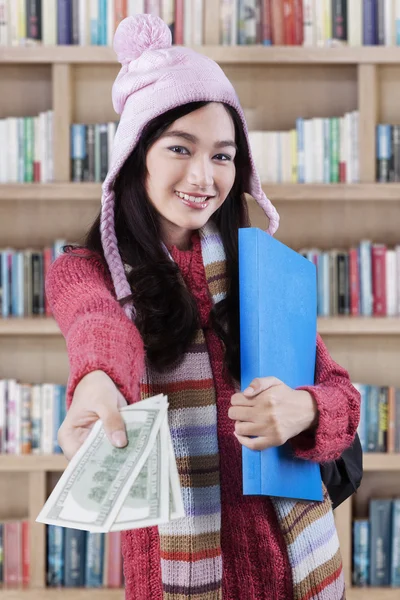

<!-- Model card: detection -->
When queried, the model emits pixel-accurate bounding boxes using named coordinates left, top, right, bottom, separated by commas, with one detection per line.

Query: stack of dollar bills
left=36, top=395, right=185, bottom=532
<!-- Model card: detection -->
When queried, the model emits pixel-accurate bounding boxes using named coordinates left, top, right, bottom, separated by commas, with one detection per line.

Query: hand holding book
left=229, top=377, right=318, bottom=451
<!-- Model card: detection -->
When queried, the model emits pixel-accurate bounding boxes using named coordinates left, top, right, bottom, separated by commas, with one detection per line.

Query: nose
left=187, top=155, right=214, bottom=190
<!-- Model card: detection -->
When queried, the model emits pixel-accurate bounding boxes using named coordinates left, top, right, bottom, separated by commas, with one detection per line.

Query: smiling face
left=145, top=102, right=237, bottom=249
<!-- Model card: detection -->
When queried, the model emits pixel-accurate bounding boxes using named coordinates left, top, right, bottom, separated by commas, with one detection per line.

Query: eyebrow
left=161, top=129, right=237, bottom=150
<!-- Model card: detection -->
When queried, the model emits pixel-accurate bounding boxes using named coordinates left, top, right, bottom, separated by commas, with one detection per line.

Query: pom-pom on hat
left=101, top=14, right=280, bottom=317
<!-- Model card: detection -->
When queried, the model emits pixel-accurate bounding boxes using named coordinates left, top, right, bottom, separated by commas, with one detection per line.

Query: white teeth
left=175, top=191, right=209, bottom=204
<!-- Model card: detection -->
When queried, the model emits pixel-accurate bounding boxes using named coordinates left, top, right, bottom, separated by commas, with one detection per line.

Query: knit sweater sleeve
left=45, top=250, right=145, bottom=409
left=290, top=333, right=361, bottom=463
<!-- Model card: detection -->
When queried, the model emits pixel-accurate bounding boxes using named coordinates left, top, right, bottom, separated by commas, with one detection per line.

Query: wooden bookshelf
left=2, top=316, right=400, bottom=337
left=0, top=451, right=394, bottom=474
left=3, top=44, right=400, bottom=64
left=3, top=182, right=400, bottom=203
left=1, top=0, right=400, bottom=595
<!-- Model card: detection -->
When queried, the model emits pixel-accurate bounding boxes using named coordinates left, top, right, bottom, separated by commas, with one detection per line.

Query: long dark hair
left=71, top=102, right=251, bottom=381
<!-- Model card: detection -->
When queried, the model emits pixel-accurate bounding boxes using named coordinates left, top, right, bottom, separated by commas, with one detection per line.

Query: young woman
left=47, top=15, right=360, bottom=600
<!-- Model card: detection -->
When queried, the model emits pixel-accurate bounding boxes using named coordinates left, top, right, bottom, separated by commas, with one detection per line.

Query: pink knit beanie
left=101, top=14, right=279, bottom=315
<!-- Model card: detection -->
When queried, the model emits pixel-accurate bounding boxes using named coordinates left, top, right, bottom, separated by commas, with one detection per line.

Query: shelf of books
left=1, top=0, right=400, bottom=596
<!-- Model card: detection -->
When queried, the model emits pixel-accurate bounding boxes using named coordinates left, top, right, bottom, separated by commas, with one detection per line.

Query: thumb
left=98, top=406, right=128, bottom=448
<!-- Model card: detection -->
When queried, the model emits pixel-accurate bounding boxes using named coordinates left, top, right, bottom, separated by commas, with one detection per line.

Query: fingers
left=234, top=432, right=270, bottom=451
left=58, top=423, right=91, bottom=461
left=96, top=405, right=128, bottom=448
left=242, top=377, right=282, bottom=397
left=228, top=405, right=254, bottom=421
left=234, top=421, right=263, bottom=437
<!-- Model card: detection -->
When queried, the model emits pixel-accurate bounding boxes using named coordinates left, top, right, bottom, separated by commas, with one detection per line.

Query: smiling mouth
left=175, top=190, right=213, bottom=204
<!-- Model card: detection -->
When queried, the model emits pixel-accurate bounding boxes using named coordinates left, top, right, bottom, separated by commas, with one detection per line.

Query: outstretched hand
left=228, top=377, right=318, bottom=451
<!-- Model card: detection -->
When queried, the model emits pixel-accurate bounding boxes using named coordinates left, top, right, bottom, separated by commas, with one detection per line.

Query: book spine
left=57, top=0, right=72, bottom=44
left=348, top=0, right=362, bottom=46
left=370, top=498, right=392, bottom=586
left=106, top=531, right=122, bottom=587
left=387, top=386, right=396, bottom=453
left=363, top=0, right=377, bottom=45
left=21, top=520, right=29, bottom=587
left=20, top=384, right=32, bottom=454
left=371, top=243, right=387, bottom=316
left=239, top=229, right=261, bottom=494
left=41, top=384, right=54, bottom=454
left=4, top=522, right=22, bottom=587
left=30, top=385, right=42, bottom=455
left=292, top=0, right=303, bottom=44
left=172, top=0, right=183, bottom=44
left=330, top=117, right=340, bottom=183
left=260, top=0, right=272, bottom=45
left=71, top=123, right=86, bottom=182
left=99, top=124, right=108, bottom=181
left=0, top=1, right=8, bottom=46
left=386, top=249, right=397, bottom=316
left=115, top=0, right=128, bottom=29
left=377, top=386, right=388, bottom=453
left=377, top=124, right=392, bottom=182
left=47, top=525, right=64, bottom=587
left=367, top=385, right=379, bottom=452
left=64, top=528, right=86, bottom=587
left=352, top=519, right=369, bottom=586
left=396, top=389, right=400, bottom=452
left=302, top=0, right=314, bottom=46
left=85, top=533, right=105, bottom=587
left=98, top=0, right=107, bottom=45
left=391, top=499, right=400, bottom=586
left=377, top=0, right=385, bottom=44
left=349, top=247, right=360, bottom=315
left=270, top=0, right=284, bottom=44
left=359, top=240, right=373, bottom=316
left=26, top=0, right=42, bottom=41
left=332, top=0, right=347, bottom=41
left=71, top=0, right=80, bottom=44
left=283, top=0, right=295, bottom=45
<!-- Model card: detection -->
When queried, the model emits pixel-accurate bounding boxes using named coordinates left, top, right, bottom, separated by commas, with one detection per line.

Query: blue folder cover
left=239, top=227, right=323, bottom=502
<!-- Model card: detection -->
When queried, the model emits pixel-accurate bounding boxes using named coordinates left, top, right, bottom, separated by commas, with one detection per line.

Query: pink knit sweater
left=46, top=240, right=360, bottom=600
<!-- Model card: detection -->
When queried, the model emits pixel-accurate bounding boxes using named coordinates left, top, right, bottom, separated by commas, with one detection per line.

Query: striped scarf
left=139, top=222, right=345, bottom=600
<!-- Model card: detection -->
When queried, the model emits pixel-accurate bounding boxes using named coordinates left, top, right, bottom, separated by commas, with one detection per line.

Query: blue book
left=391, top=499, right=400, bottom=586
left=370, top=499, right=392, bottom=586
left=239, top=227, right=323, bottom=501
left=47, top=525, right=65, bottom=587
left=64, top=528, right=86, bottom=587
left=296, top=118, right=305, bottom=183
left=85, top=532, right=105, bottom=587
left=353, top=519, right=370, bottom=586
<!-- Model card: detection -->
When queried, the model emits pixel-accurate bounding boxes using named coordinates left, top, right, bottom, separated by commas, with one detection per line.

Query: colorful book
left=239, top=227, right=323, bottom=501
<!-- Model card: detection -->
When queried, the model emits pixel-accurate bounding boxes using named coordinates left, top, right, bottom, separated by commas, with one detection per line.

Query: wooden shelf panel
left=0, top=590, right=123, bottom=599
left=318, top=317, right=400, bottom=335
left=3, top=46, right=400, bottom=64
left=0, top=453, right=397, bottom=473
left=364, top=454, right=400, bottom=471
left=348, top=589, right=400, bottom=600
left=1, top=318, right=400, bottom=337
left=2, top=183, right=400, bottom=203
left=0, top=455, right=67, bottom=472
left=0, top=319, right=61, bottom=336
left=0, top=183, right=100, bottom=201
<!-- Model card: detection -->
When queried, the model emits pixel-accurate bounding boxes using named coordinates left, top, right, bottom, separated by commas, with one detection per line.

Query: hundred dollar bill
left=120, top=398, right=185, bottom=523
left=36, top=397, right=168, bottom=533
left=109, top=411, right=170, bottom=531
